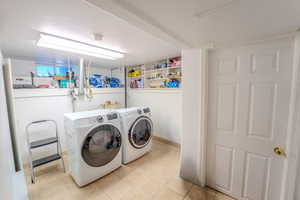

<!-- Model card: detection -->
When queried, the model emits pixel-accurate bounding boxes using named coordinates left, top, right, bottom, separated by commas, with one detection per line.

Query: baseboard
left=152, top=136, right=180, bottom=148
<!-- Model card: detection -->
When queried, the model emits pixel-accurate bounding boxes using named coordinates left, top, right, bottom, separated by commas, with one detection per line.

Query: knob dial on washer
left=97, top=116, right=104, bottom=123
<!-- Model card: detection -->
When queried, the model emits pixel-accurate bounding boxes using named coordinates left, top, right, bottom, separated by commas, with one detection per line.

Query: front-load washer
left=64, top=109, right=122, bottom=187
left=117, top=107, right=153, bottom=164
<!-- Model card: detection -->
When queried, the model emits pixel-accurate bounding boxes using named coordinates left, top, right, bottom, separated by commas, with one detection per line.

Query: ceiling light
left=36, top=33, right=125, bottom=60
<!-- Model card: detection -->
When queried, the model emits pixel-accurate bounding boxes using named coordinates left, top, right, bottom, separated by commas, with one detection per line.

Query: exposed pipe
left=67, top=57, right=72, bottom=88
left=78, top=58, right=85, bottom=96
left=86, top=60, right=93, bottom=99
left=124, top=66, right=127, bottom=108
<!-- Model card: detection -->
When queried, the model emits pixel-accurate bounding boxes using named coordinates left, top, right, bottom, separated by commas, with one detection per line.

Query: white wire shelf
left=143, top=66, right=181, bottom=73
left=146, top=78, right=166, bottom=81
left=145, top=77, right=182, bottom=81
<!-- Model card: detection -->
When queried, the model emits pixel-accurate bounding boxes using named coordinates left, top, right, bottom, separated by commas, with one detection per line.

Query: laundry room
left=0, top=0, right=186, bottom=200
left=2, top=1, right=300, bottom=200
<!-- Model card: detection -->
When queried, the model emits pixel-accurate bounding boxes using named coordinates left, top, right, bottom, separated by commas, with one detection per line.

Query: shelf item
left=168, top=57, right=181, bottom=68
left=128, top=68, right=142, bottom=77
left=129, top=75, right=144, bottom=79
left=100, top=101, right=120, bottom=109
left=129, top=79, right=144, bottom=89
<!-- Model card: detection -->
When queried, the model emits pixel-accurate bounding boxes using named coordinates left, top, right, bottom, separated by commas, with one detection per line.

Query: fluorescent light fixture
left=37, top=33, right=124, bottom=60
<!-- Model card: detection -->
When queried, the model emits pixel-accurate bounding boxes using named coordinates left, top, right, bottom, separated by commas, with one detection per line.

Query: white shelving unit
left=127, top=57, right=182, bottom=89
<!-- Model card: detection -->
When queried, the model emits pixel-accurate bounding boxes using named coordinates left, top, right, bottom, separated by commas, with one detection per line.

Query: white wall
left=112, top=67, right=125, bottom=84
left=74, top=88, right=125, bottom=111
left=0, top=52, right=28, bottom=200
left=180, top=49, right=205, bottom=184
left=13, top=88, right=125, bottom=162
left=89, top=66, right=111, bottom=77
left=11, top=59, right=35, bottom=77
left=127, top=89, right=182, bottom=144
left=0, top=49, right=15, bottom=200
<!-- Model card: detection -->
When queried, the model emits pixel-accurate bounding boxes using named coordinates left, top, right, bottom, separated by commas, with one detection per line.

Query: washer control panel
left=143, top=107, right=151, bottom=113
left=107, top=113, right=118, bottom=120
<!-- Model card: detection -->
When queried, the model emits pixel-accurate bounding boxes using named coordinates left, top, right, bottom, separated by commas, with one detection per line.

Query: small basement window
left=36, top=64, right=76, bottom=77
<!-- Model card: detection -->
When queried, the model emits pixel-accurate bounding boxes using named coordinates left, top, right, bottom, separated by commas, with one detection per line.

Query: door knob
left=273, top=147, right=286, bottom=156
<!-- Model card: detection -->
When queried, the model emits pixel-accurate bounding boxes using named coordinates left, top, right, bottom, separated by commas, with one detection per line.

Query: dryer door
left=129, top=116, right=153, bottom=149
left=82, top=124, right=121, bottom=167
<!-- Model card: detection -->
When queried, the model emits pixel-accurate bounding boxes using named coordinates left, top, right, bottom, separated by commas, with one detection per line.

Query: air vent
left=137, top=109, right=142, bottom=115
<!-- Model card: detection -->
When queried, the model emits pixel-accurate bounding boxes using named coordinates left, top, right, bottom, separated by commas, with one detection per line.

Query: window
left=36, top=64, right=76, bottom=77
left=36, top=65, right=55, bottom=77
left=55, top=66, right=68, bottom=76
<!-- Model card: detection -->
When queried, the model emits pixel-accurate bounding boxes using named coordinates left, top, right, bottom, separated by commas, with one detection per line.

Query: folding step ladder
left=26, top=120, right=65, bottom=183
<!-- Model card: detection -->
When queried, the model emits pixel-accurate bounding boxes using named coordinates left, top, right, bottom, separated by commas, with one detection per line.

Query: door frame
left=281, top=34, right=300, bottom=200
left=201, top=36, right=300, bottom=200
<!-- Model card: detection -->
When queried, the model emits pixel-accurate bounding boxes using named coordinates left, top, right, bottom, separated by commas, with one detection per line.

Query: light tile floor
left=25, top=140, right=235, bottom=200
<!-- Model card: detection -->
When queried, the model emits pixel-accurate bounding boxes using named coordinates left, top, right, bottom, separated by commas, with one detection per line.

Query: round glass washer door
left=82, top=124, right=122, bottom=167
left=129, top=116, right=153, bottom=149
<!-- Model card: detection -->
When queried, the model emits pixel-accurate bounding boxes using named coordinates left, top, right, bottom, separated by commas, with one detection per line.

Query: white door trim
left=197, top=49, right=209, bottom=186
left=180, top=48, right=208, bottom=185
left=281, top=34, right=300, bottom=200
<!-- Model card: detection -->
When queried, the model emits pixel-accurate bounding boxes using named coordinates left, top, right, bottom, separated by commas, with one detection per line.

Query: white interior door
left=206, top=41, right=293, bottom=200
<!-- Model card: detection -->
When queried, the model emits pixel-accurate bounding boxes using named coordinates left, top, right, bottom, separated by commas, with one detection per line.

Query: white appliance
left=118, top=107, right=153, bottom=164
left=64, top=109, right=122, bottom=187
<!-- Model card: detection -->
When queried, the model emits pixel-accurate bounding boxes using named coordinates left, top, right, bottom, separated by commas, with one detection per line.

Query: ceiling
left=88, top=0, right=300, bottom=48
left=0, top=0, right=181, bottom=68
left=1, top=0, right=300, bottom=68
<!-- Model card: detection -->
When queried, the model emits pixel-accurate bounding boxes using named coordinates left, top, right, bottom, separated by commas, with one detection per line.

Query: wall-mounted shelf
left=127, top=57, right=182, bottom=89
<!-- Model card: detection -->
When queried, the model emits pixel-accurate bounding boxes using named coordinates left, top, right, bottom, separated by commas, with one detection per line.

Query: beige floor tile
left=104, top=178, right=132, bottom=200
left=139, top=177, right=165, bottom=197
left=184, top=185, right=216, bottom=200
left=215, top=192, right=235, bottom=200
left=24, top=140, right=225, bottom=200
left=154, top=187, right=184, bottom=200
left=113, top=165, right=134, bottom=179
left=91, top=171, right=122, bottom=193
left=123, top=168, right=150, bottom=184
left=166, top=177, right=193, bottom=196
left=119, top=191, right=136, bottom=200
